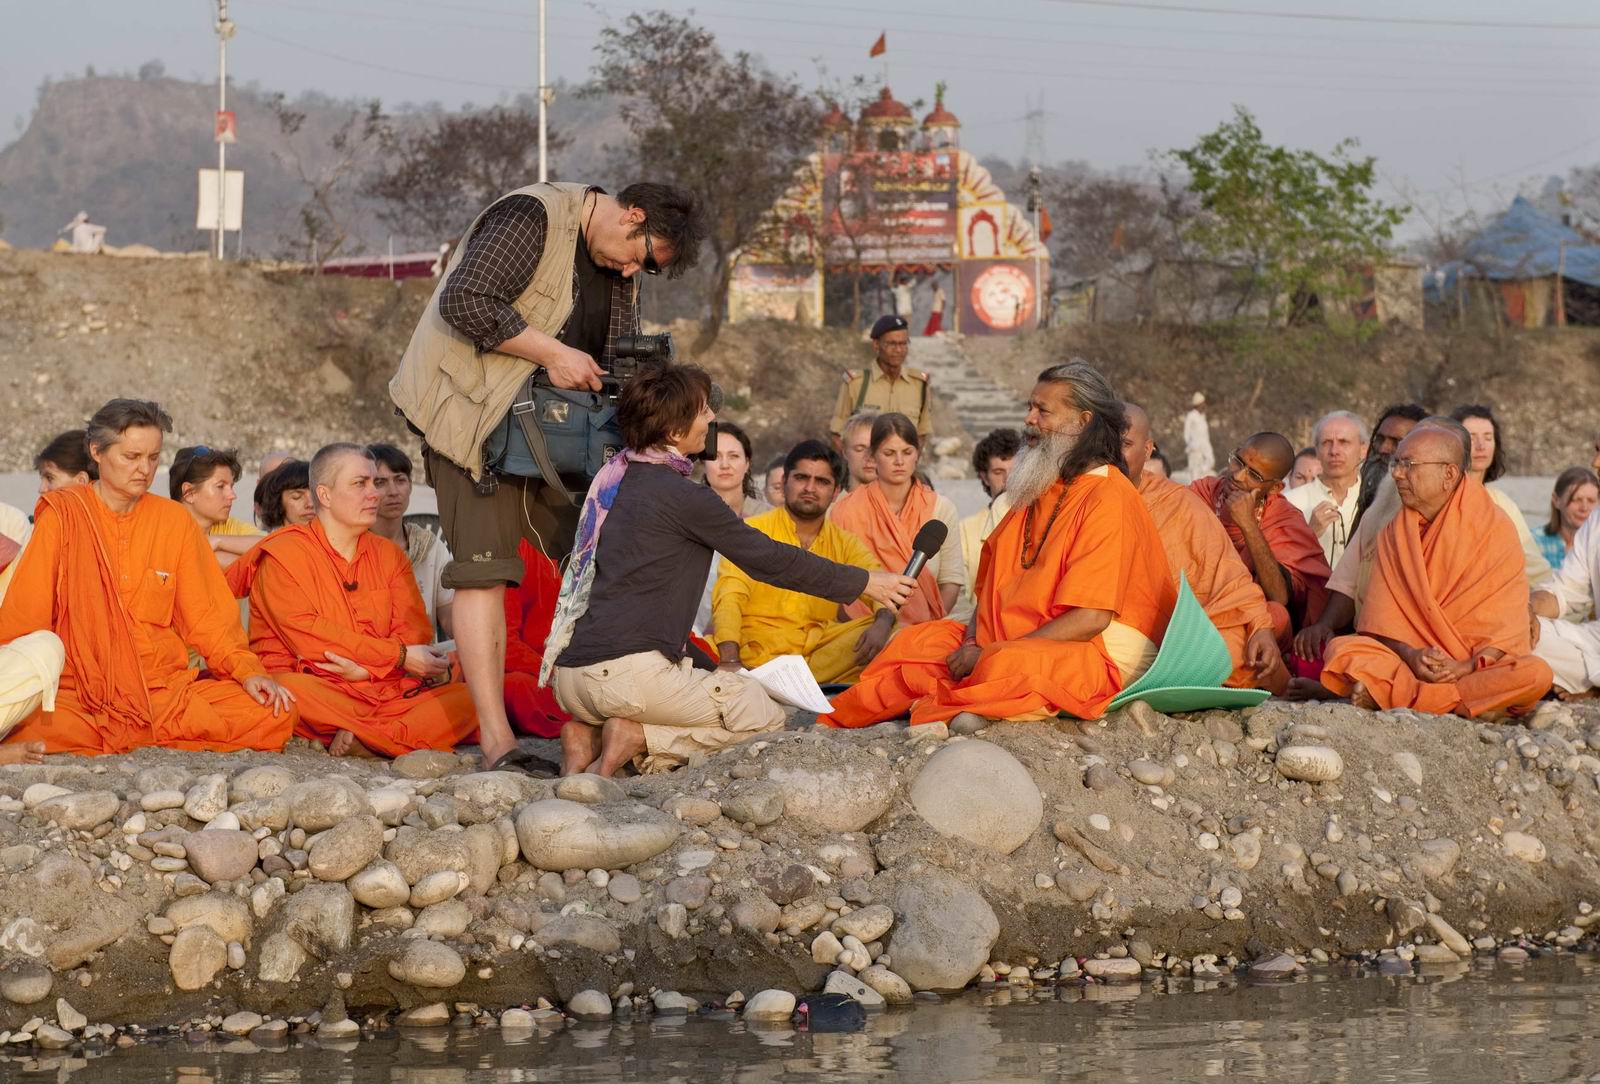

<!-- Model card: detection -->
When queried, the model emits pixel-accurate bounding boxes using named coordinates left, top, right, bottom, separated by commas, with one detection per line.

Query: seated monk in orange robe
left=1321, top=426, right=1551, bottom=717
left=230, top=443, right=477, bottom=757
left=823, top=363, right=1175, bottom=729
left=1190, top=432, right=1331, bottom=641
left=1123, top=405, right=1287, bottom=694
left=503, top=539, right=571, bottom=739
left=0, top=398, right=296, bottom=755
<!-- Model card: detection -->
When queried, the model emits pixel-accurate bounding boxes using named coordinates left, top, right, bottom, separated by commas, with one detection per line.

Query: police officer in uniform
left=828, top=315, right=933, bottom=447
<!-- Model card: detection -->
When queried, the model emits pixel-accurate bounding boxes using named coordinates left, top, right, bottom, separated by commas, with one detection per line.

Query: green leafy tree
left=1169, top=106, right=1406, bottom=323
left=590, top=12, right=819, bottom=348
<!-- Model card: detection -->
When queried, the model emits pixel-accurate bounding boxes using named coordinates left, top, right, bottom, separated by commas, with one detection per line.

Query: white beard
left=1007, top=428, right=1077, bottom=509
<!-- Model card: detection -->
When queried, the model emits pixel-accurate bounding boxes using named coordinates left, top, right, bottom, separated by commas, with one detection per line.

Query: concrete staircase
left=910, top=335, right=1025, bottom=444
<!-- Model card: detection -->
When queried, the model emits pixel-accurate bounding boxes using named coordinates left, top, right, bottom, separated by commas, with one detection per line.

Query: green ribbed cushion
left=1106, top=573, right=1271, bottom=713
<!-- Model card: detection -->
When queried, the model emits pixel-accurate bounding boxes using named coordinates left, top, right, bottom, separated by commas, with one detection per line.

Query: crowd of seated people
left=0, top=353, right=1592, bottom=776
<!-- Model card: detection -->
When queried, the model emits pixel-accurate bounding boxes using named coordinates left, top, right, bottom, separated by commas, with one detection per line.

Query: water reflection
left=14, top=955, right=1600, bottom=1083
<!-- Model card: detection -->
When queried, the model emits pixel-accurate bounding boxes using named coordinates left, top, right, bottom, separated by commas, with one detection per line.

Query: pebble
left=859, top=966, right=913, bottom=1005
left=1392, top=751, right=1424, bottom=787
left=308, top=816, right=384, bottom=882
left=1197, top=832, right=1220, bottom=850
left=35, top=791, right=122, bottom=831
left=1082, top=958, right=1141, bottom=981
left=55, top=998, right=87, bottom=1031
left=222, top=1011, right=264, bottom=1037
left=169, top=926, right=229, bottom=990
left=1275, top=745, right=1344, bottom=783
left=183, top=775, right=229, bottom=822
left=140, top=790, right=186, bottom=812
left=742, top=989, right=796, bottom=1020
left=1426, top=914, right=1472, bottom=956
left=350, top=861, right=411, bottom=909
left=181, top=830, right=258, bottom=883
left=1219, top=886, right=1242, bottom=909
left=607, top=873, right=643, bottom=904
left=396, top=1003, right=451, bottom=1028
left=1502, top=832, right=1546, bottom=863
left=392, top=750, right=461, bottom=780
left=34, top=1024, right=74, bottom=1049
left=0, top=964, right=52, bottom=1006
left=21, top=783, right=71, bottom=809
left=567, top=989, right=613, bottom=1019
left=824, top=969, right=885, bottom=1010
left=410, top=870, right=468, bottom=908
left=1129, top=759, right=1167, bottom=786
left=319, top=1017, right=362, bottom=1037
left=388, top=942, right=466, bottom=988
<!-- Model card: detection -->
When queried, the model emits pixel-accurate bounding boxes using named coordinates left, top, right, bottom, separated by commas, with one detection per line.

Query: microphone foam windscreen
left=912, top=520, right=949, bottom=556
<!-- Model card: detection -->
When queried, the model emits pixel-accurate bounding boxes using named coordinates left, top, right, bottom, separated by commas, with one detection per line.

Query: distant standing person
left=892, top=274, right=914, bottom=320
left=1184, top=392, right=1215, bottom=479
left=829, top=315, right=932, bottom=446
left=923, top=280, right=946, bottom=336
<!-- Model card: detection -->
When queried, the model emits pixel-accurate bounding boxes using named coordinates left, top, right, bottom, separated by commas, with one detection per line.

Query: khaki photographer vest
left=389, top=181, right=590, bottom=479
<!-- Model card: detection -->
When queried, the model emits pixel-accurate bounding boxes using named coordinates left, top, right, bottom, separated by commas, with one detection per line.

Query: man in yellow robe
left=714, top=441, right=892, bottom=683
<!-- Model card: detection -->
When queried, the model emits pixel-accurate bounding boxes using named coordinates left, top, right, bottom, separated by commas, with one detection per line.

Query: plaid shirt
left=437, top=191, right=638, bottom=369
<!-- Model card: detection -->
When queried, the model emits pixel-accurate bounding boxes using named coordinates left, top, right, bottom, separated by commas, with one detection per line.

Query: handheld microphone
left=904, top=520, right=949, bottom=579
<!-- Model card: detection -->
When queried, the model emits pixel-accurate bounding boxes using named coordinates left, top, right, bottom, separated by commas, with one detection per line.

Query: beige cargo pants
left=552, top=651, right=784, bottom=771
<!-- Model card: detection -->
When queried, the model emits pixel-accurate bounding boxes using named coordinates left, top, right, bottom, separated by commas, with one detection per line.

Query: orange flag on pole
left=1040, top=205, right=1054, bottom=243
left=869, top=32, right=887, bottom=57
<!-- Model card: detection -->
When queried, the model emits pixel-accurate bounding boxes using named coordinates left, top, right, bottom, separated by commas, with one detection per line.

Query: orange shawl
left=830, top=481, right=944, bottom=623
left=1357, top=477, right=1530, bottom=658
left=232, top=520, right=433, bottom=706
left=1189, top=475, right=1331, bottom=625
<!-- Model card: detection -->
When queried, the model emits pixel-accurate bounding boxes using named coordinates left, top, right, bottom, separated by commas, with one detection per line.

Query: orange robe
left=0, top=486, right=294, bottom=754
left=823, top=468, right=1175, bottom=727
left=829, top=481, right=944, bottom=623
left=1139, top=473, right=1280, bottom=691
left=1320, top=479, right=1551, bottom=717
left=232, top=520, right=477, bottom=756
left=504, top=540, right=570, bottom=739
left=1189, top=476, right=1331, bottom=633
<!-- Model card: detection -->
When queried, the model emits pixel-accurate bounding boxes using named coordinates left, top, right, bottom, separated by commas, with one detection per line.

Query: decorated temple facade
left=728, top=85, right=1050, bottom=335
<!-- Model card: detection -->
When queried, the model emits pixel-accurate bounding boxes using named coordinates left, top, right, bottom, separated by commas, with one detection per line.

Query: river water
left=14, top=953, right=1600, bottom=1083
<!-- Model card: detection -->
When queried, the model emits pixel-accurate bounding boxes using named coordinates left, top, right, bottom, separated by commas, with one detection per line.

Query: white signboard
left=196, top=169, right=245, bottom=232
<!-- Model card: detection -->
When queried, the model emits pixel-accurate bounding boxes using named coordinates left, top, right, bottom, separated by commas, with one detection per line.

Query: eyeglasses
left=641, top=232, right=660, bottom=276
left=1391, top=458, right=1454, bottom=474
left=1227, top=452, right=1270, bottom=487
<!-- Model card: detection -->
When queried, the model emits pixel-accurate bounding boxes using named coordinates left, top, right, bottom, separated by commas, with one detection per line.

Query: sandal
left=484, top=746, right=560, bottom=779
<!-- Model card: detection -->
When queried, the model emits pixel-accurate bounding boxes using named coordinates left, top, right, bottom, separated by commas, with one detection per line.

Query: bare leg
left=593, top=717, right=648, bottom=778
left=1350, top=682, right=1378, bottom=711
left=560, top=720, right=602, bottom=776
left=453, top=584, right=517, bottom=767
left=1556, top=687, right=1598, bottom=702
left=329, top=730, right=378, bottom=758
left=0, top=741, right=45, bottom=766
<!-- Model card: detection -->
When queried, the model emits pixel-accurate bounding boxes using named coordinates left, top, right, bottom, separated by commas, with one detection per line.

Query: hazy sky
left=7, top=0, right=1599, bottom=230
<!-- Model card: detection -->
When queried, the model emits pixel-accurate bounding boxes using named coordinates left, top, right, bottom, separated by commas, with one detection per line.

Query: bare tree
left=590, top=11, right=819, bottom=349
left=268, top=94, right=389, bottom=267
left=365, top=100, right=568, bottom=245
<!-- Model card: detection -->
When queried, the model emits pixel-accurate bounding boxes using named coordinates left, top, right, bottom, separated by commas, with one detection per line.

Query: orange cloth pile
left=230, top=520, right=477, bottom=756
left=1138, top=473, right=1279, bottom=690
left=823, top=470, right=1174, bottom=727
left=1320, top=478, right=1551, bottom=716
left=503, top=540, right=571, bottom=739
left=0, top=487, right=293, bottom=754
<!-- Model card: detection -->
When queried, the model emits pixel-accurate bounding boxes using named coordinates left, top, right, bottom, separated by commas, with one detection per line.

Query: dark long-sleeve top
left=556, top=464, right=870, bottom=669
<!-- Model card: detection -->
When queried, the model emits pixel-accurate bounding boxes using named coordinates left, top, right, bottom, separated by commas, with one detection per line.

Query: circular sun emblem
left=969, top=265, right=1036, bottom=330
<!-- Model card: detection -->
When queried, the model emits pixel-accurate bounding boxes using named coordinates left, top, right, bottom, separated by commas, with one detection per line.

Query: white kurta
left=1183, top=409, right=1214, bottom=478
left=1535, top=512, right=1600, bottom=692
left=1284, top=477, right=1360, bottom=568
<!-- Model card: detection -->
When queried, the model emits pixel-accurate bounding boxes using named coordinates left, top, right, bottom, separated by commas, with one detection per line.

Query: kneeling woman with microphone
left=544, top=364, right=917, bottom=776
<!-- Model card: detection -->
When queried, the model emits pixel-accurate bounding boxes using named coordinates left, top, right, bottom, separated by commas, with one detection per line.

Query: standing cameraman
left=390, top=181, right=703, bottom=773
left=544, top=364, right=918, bottom=777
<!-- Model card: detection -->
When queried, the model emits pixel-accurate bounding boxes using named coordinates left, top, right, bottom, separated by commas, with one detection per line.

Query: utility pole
left=214, top=0, right=235, bottom=260
left=537, top=0, right=548, bottom=182
left=1027, top=166, right=1043, bottom=326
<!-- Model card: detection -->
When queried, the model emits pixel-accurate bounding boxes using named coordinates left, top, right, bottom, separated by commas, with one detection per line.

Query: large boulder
left=886, top=870, right=999, bottom=991
left=765, top=744, right=895, bottom=832
left=908, top=740, right=1042, bottom=854
left=182, top=830, right=259, bottom=883
left=278, top=883, right=355, bottom=958
left=308, top=815, right=384, bottom=882
left=283, top=778, right=373, bottom=831
left=514, top=799, right=679, bottom=871
left=385, top=828, right=472, bottom=885
left=34, top=791, right=120, bottom=832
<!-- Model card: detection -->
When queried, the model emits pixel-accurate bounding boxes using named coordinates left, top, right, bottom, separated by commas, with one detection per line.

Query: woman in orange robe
left=0, top=400, right=295, bottom=754
left=231, top=451, right=479, bottom=759
left=828, top=413, right=962, bottom=624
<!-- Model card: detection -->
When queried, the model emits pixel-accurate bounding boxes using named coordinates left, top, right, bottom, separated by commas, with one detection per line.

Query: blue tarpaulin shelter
left=1435, top=197, right=1600, bottom=292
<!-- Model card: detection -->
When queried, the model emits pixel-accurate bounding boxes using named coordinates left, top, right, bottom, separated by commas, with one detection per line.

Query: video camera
left=608, top=332, right=675, bottom=385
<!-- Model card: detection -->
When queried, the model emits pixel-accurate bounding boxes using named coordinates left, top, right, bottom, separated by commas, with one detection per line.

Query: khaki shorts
left=424, top=448, right=581, bottom=590
left=552, top=651, right=785, bottom=769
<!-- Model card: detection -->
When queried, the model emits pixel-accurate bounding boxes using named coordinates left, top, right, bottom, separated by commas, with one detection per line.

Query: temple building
left=728, top=85, right=1049, bottom=335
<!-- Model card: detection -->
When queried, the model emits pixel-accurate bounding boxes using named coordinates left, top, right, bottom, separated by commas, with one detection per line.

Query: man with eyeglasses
left=1284, top=411, right=1368, bottom=568
left=828, top=315, right=933, bottom=447
left=1321, top=424, right=1551, bottom=717
left=1190, top=433, right=1331, bottom=645
left=390, top=180, right=703, bottom=775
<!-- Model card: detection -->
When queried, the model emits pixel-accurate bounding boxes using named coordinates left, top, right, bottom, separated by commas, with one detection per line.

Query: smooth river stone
left=181, top=830, right=259, bottom=883
left=388, top=941, right=466, bottom=988
left=513, top=799, right=680, bottom=871
left=908, top=740, right=1042, bottom=854
left=34, top=791, right=121, bottom=831
left=307, top=815, right=384, bottom=882
left=349, top=860, right=411, bottom=909
left=1275, top=745, right=1344, bottom=783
